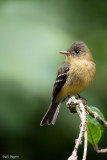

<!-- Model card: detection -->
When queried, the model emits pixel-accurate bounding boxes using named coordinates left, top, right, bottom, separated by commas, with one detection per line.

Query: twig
left=67, top=97, right=88, bottom=160
left=83, top=130, right=88, bottom=160
left=86, top=106, right=107, bottom=128
left=94, top=145, right=107, bottom=153
left=67, top=96, right=107, bottom=129
left=66, top=96, right=107, bottom=160
left=79, top=101, right=88, bottom=160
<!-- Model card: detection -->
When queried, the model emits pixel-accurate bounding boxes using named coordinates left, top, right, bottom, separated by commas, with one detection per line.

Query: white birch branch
left=67, top=97, right=88, bottom=160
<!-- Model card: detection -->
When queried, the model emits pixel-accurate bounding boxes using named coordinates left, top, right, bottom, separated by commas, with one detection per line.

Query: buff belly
left=56, top=60, right=96, bottom=102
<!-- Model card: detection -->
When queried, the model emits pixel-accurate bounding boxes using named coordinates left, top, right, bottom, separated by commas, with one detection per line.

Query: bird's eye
left=75, top=50, right=80, bottom=54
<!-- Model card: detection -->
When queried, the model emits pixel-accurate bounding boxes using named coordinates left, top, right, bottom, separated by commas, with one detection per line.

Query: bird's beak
left=59, top=51, right=71, bottom=55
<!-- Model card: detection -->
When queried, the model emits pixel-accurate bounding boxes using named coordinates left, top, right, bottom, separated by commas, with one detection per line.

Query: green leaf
left=87, top=106, right=105, bottom=146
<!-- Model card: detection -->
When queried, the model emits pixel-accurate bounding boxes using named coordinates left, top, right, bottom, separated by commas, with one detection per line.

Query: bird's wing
left=52, top=61, right=70, bottom=102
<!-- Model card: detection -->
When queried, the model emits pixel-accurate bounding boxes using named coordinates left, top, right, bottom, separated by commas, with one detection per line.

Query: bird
left=40, top=40, right=96, bottom=126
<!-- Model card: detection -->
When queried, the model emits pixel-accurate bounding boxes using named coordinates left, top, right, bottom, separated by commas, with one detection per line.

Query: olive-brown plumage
left=40, top=41, right=96, bottom=126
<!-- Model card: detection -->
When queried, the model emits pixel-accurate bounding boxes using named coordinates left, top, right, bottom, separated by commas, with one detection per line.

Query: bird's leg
left=77, top=94, right=81, bottom=98
left=67, top=95, right=71, bottom=98
left=62, top=97, right=67, bottom=103
left=77, top=94, right=87, bottom=104
left=62, top=95, right=71, bottom=103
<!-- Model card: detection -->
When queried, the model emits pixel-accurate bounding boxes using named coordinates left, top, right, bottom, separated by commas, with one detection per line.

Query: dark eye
left=75, top=50, right=80, bottom=54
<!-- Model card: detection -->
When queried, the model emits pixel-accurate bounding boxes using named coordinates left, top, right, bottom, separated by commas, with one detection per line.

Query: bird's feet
left=77, top=94, right=87, bottom=105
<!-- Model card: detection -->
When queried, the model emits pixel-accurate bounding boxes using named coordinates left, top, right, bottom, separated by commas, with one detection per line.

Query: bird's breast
left=67, top=60, right=96, bottom=93
left=58, top=60, right=96, bottom=100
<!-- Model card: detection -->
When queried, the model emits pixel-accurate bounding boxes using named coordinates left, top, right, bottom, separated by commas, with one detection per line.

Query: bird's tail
left=40, top=102, right=61, bottom=126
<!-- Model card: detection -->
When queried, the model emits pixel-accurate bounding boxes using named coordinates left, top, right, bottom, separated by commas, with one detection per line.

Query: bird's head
left=59, top=41, right=93, bottom=61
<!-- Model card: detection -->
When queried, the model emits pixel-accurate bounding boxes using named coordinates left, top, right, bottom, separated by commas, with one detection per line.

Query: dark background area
left=0, top=0, right=107, bottom=160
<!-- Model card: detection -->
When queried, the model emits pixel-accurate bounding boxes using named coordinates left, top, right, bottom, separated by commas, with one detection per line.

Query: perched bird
left=40, top=41, right=96, bottom=126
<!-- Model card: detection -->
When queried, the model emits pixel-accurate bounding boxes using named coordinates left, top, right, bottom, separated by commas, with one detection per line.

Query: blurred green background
left=0, top=0, right=107, bottom=160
